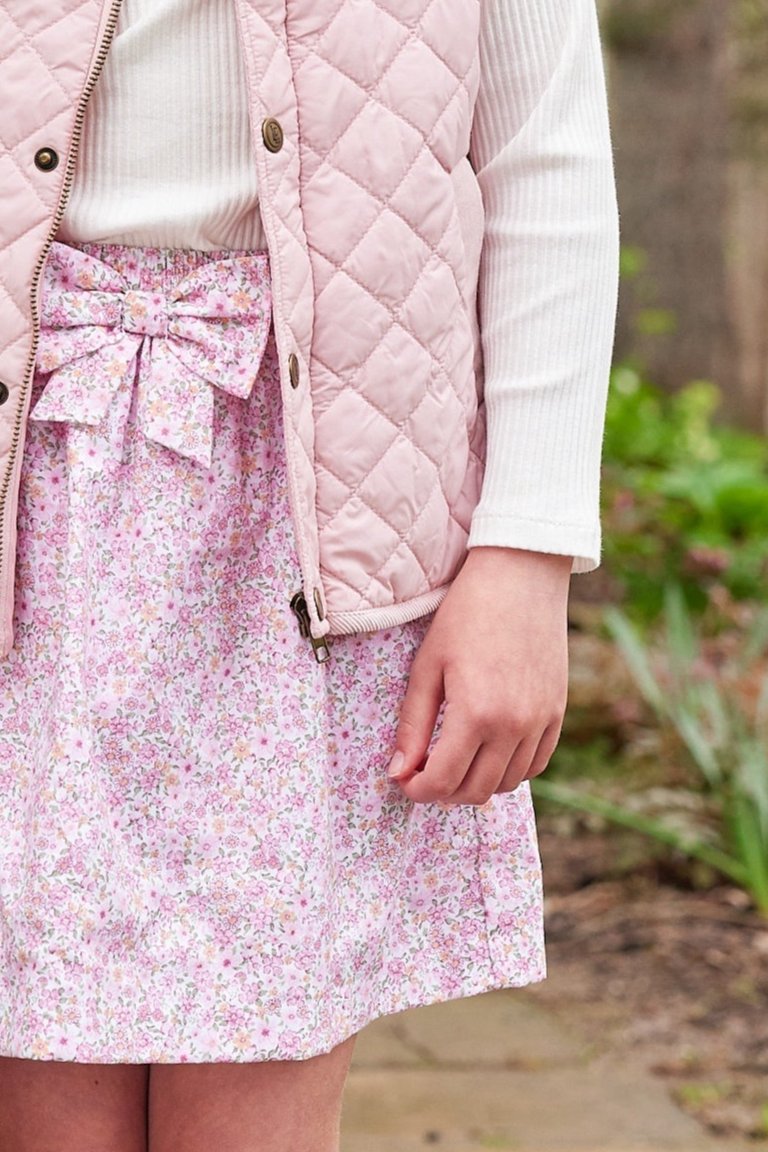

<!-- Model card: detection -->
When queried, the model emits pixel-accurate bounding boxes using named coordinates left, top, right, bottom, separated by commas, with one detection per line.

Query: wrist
left=465, top=545, right=573, bottom=580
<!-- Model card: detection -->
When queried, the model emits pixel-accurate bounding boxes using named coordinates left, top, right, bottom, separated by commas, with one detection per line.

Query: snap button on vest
left=34, top=147, right=59, bottom=172
left=261, top=118, right=284, bottom=153
left=0, top=382, right=8, bottom=405
left=288, top=353, right=300, bottom=389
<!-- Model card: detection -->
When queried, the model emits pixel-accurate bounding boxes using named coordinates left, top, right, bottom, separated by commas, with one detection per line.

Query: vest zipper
left=290, top=591, right=332, bottom=664
left=0, top=0, right=125, bottom=595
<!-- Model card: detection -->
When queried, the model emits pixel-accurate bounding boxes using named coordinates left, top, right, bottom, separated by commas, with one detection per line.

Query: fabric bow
left=31, top=243, right=273, bottom=469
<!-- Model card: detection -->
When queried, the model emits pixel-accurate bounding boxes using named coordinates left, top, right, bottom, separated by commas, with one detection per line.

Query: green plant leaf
left=603, top=606, right=666, bottom=714
left=532, top=779, right=750, bottom=889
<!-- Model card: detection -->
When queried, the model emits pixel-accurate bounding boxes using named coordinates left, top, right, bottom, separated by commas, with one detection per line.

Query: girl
left=0, top=0, right=619, bottom=1149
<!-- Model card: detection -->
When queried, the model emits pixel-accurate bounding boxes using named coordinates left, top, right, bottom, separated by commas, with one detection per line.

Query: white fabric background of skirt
left=0, top=243, right=545, bottom=1063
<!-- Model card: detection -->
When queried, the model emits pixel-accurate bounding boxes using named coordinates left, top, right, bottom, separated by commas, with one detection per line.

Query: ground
left=343, top=592, right=768, bottom=1149
left=343, top=824, right=768, bottom=1151
left=530, top=824, right=768, bottom=1144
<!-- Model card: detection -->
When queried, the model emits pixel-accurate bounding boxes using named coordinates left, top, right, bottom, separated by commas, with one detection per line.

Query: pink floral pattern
left=0, top=243, right=545, bottom=1064
left=31, top=243, right=273, bottom=469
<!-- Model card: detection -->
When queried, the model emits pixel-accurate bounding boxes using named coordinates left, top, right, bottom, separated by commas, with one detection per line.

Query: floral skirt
left=0, top=243, right=545, bottom=1063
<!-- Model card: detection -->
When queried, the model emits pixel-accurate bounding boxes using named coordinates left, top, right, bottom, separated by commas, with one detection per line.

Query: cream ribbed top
left=59, top=0, right=267, bottom=250
left=58, top=0, right=620, bottom=573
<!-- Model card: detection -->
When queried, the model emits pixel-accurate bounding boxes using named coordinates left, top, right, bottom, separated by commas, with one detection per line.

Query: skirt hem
left=0, top=964, right=547, bottom=1065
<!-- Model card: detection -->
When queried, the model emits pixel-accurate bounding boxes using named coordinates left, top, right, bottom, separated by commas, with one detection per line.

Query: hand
left=387, top=546, right=572, bottom=805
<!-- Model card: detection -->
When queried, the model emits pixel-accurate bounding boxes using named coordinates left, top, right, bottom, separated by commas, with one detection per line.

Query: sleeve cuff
left=467, top=511, right=601, bottom=575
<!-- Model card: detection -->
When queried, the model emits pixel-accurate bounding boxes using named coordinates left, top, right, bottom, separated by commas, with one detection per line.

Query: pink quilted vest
left=0, top=0, right=486, bottom=660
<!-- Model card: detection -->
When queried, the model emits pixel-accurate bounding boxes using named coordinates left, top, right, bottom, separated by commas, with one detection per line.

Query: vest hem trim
left=326, top=586, right=450, bottom=636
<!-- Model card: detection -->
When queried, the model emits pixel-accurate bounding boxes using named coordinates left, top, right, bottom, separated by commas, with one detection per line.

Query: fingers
left=521, top=721, right=563, bottom=782
left=397, top=701, right=482, bottom=803
left=430, top=738, right=519, bottom=806
left=497, top=722, right=563, bottom=793
left=398, top=712, right=563, bottom=807
left=387, top=649, right=444, bottom=781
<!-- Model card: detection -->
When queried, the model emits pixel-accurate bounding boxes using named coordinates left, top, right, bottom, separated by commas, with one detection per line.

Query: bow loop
left=35, top=247, right=130, bottom=375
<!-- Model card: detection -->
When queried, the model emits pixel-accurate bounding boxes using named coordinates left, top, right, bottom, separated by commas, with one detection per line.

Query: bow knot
left=31, top=244, right=273, bottom=470
left=122, top=289, right=169, bottom=338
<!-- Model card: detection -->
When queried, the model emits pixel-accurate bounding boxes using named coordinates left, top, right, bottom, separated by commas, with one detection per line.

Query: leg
left=148, top=1034, right=357, bottom=1152
left=0, top=1058, right=149, bottom=1152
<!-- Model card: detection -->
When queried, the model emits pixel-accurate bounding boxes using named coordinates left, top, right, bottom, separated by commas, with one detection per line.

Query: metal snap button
left=261, top=118, right=284, bottom=154
left=313, top=587, right=326, bottom=621
left=34, top=147, right=60, bottom=172
left=288, top=353, right=300, bottom=390
left=0, top=382, right=8, bottom=405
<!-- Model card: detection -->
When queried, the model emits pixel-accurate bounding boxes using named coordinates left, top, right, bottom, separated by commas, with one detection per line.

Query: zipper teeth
left=0, top=0, right=125, bottom=541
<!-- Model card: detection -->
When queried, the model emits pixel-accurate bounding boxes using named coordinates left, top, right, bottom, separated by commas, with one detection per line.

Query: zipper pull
left=290, top=591, right=332, bottom=664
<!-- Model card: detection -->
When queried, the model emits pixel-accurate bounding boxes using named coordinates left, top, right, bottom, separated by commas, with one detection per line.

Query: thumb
left=388, top=649, right=444, bottom=781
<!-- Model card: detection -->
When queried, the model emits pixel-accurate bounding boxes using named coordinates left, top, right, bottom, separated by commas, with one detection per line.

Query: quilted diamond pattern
left=0, top=0, right=488, bottom=654
left=0, top=2, right=108, bottom=393
left=285, top=0, right=486, bottom=621
left=0, top=0, right=113, bottom=654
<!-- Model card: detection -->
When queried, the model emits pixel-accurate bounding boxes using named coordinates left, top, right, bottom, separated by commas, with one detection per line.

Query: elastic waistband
left=65, top=243, right=271, bottom=294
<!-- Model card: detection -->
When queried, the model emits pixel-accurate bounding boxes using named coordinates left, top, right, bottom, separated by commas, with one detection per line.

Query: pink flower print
left=0, top=242, right=544, bottom=1067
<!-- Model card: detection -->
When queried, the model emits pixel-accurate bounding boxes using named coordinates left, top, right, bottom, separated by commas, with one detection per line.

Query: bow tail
left=135, top=341, right=215, bottom=468
left=30, top=340, right=140, bottom=471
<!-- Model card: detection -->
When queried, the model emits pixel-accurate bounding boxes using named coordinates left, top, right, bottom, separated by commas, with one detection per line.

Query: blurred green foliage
left=537, top=243, right=768, bottom=914
left=601, top=356, right=768, bottom=621
left=600, top=0, right=678, bottom=54
left=539, top=586, right=768, bottom=914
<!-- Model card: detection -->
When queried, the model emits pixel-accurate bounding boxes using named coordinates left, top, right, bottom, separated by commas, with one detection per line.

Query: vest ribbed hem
left=326, top=586, right=450, bottom=637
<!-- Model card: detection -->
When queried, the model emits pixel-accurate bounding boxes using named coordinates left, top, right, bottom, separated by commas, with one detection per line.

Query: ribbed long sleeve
left=59, top=0, right=619, bottom=573
left=468, top=0, right=620, bottom=572
left=58, top=0, right=267, bottom=251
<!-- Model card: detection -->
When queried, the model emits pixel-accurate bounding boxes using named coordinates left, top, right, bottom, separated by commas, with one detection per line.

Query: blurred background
left=536, top=0, right=768, bottom=1144
left=345, top=3, right=768, bottom=1149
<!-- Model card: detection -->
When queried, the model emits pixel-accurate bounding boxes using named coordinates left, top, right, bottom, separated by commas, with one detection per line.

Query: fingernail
left=388, top=751, right=406, bottom=778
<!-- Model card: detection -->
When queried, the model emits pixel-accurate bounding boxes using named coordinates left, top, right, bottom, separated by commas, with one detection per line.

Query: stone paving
left=341, top=990, right=747, bottom=1152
